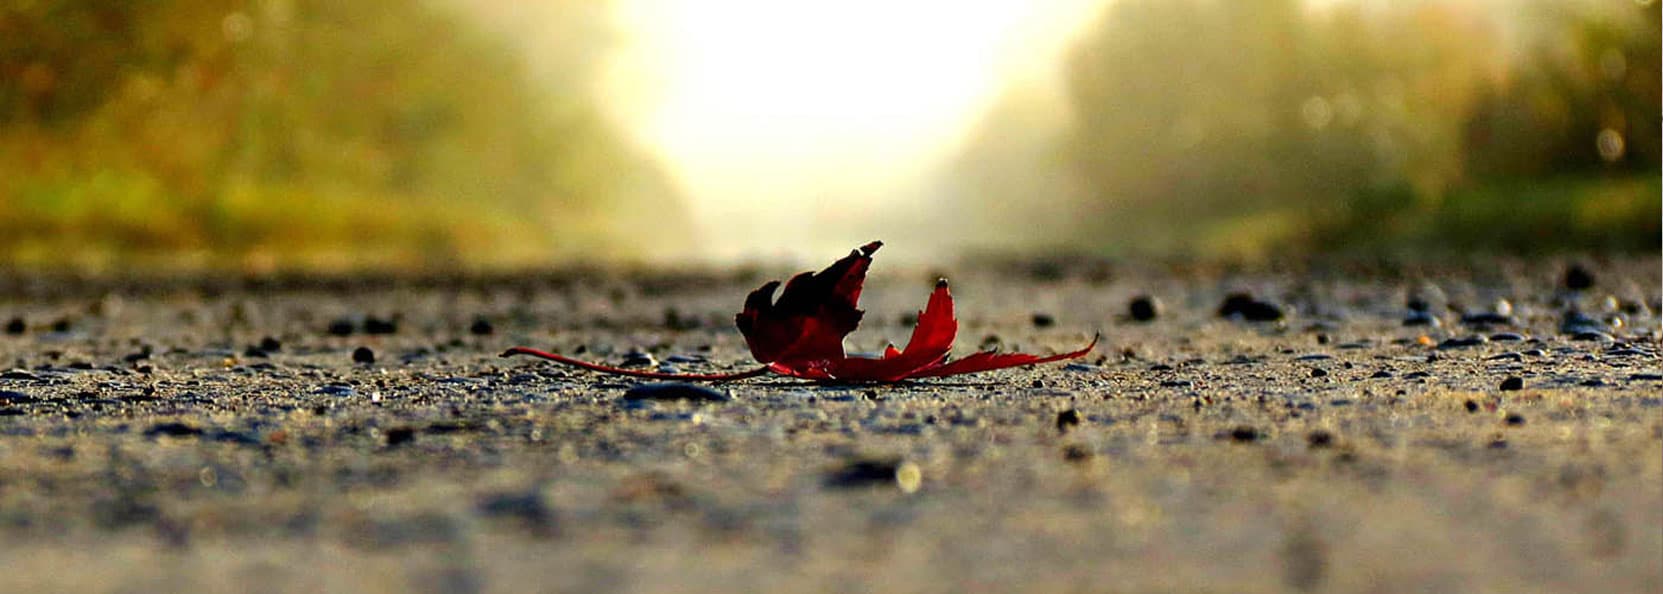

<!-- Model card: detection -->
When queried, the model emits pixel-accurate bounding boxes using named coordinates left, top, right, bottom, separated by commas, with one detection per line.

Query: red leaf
left=503, top=241, right=1096, bottom=383
left=816, top=279, right=956, bottom=382
left=735, top=241, right=879, bottom=366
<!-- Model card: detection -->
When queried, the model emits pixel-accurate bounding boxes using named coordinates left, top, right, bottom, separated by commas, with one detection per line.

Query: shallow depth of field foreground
left=2, top=1, right=1659, bottom=591
left=0, top=257, right=1657, bottom=592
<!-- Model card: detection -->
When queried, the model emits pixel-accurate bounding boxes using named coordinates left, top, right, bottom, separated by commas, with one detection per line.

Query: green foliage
left=959, top=0, right=1660, bottom=258
left=0, top=0, right=686, bottom=270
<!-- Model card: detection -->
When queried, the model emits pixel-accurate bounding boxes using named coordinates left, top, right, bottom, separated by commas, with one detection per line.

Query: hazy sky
left=603, top=0, right=1106, bottom=261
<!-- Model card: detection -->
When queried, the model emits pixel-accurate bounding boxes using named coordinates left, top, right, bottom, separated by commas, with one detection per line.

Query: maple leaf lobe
left=735, top=241, right=881, bottom=364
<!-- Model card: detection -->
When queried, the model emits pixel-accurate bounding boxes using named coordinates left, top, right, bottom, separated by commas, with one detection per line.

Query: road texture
left=0, top=257, right=1657, bottom=593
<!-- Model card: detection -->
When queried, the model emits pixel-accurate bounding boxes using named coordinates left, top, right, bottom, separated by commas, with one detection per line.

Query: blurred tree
left=950, top=0, right=1659, bottom=258
left=0, top=0, right=687, bottom=270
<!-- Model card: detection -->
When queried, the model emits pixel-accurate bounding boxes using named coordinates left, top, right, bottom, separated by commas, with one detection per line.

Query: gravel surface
left=0, top=258, right=1658, bottom=593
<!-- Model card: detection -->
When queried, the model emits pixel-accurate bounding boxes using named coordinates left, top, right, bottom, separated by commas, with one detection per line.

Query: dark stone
left=1055, top=409, right=1081, bottom=433
left=476, top=491, right=556, bottom=536
left=1563, top=264, right=1595, bottom=291
left=242, top=346, right=269, bottom=358
left=622, top=382, right=729, bottom=403
left=259, top=336, right=283, bottom=352
left=384, top=427, right=416, bottom=447
left=1127, top=295, right=1161, bottom=322
left=327, top=319, right=356, bottom=336
left=352, top=347, right=376, bottom=364
left=1227, top=425, right=1261, bottom=442
left=1310, top=368, right=1328, bottom=378
left=1306, top=430, right=1334, bottom=448
left=1406, top=296, right=1431, bottom=313
left=50, top=318, right=72, bottom=333
left=145, top=422, right=204, bottom=438
left=1464, top=400, right=1480, bottom=413
left=1460, top=312, right=1515, bottom=326
left=469, top=317, right=495, bottom=336
left=1560, top=310, right=1606, bottom=335
left=1031, top=313, right=1056, bottom=328
left=1504, top=413, right=1526, bottom=426
left=3, top=317, right=23, bottom=335
left=1499, top=376, right=1524, bottom=391
left=1219, top=293, right=1284, bottom=321
left=0, top=370, right=38, bottom=381
left=1370, top=370, right=1394, bottom=379
left=823, top=457, right=919, bottom=490
left=315, top=384, right=355, bottom=397
left=1062, top=444, right=1093, bottom=462
left=1489, top=332, right=1527, bottom=342
left=1437, top=336, right=1489, bottom=349
left=364, top=317, right=399, bottom=335
left=1403, top=311, right=1441, bottom=327
left=620, top=350, right=657, bottom=368
left=0, top=390, right=36, bottom=404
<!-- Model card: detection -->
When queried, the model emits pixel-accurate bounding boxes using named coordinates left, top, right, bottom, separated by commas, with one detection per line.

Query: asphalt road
left=0, top=258, right=1657, bottom=593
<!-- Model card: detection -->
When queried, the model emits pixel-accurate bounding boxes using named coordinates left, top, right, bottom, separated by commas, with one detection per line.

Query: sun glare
left=608, top=0, right=1102, bottom=261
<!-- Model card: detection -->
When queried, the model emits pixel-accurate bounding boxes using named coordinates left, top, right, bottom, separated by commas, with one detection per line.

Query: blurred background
left=0, top=0, right=1656, bottom=271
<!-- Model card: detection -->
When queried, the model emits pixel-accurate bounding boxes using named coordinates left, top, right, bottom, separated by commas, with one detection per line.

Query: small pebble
left=145, top=422, right=204, bottom=438
left=1062, top=444, right=1093, bottom=463
left=1309, top=368, right=1328, bottom=378
left=469, top=317, right=495, bottom=336
left=1218, top=293, right=1284, bottom=322
left=620, top=350, right=657, bottom=368
left=1499, top=376, right=1524, bottom=391
left=1504, top=413, right=1526, bottom=426
left=1227, top=426, right=1261, bottom=442
left=1489, top=332, right=1526, bottom=342
left=1460, top=311, right=1514, bottom=326
left=315, top=385, right=355, bottom=397
left=3, top=317, right=23, bottom=335
left=1031, top=313, right=1056, bottom=328
left=352, top=347, right=376, bottom=364
left=1560, top=310, right=1606, bottom=335
left=476, top=491, right=556, bottom=535
left=1055, top=409, right=1081, bottom=433
left=364, top=316, right=398, bottom=335
left=1, top=370, right=38, bottom=381
left=1464, top=400, right=1480, bottom=413
left=1437, top=336, right=1489, bottom=349
left=384, top=427, right=416, bottom=447
left=823, top=458, right=922, bottom=493
left=622, top=382, right=729, bottom=403
left=1563, top=264, right=1595, bottom=291
left=1403, top=311, right=1441, bottom=327
left=1127, top=295, right=1161, bottom=322
left=327, top=319, right=355, bottom=336
left=1306, top=430, right=1334, bottom=448
left=258, top=336, right=283, bottom=352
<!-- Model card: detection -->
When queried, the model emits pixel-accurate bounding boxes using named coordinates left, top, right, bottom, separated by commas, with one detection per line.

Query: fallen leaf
left=503, top=241, right=1096, bottom=383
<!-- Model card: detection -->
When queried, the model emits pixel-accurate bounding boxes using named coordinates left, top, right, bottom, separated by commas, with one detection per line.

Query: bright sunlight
left=608, top=0, right=1103, bottom=261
